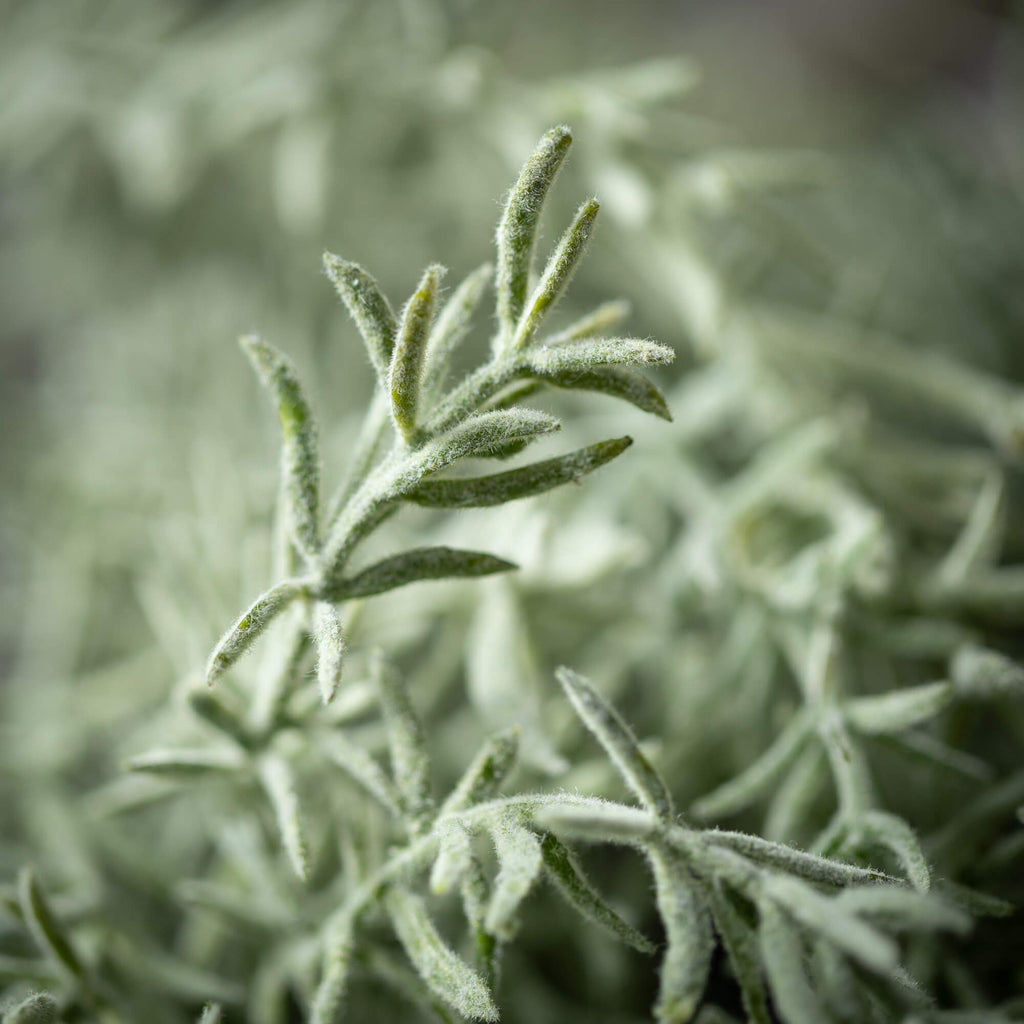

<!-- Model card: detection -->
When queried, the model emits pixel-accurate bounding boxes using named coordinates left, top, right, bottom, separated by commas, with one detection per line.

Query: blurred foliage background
left=5, top=0, right=1024, bottom=1021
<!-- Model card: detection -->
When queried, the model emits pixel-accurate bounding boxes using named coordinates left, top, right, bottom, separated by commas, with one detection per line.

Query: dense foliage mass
left=3, top=2, right=1024, bottom=1022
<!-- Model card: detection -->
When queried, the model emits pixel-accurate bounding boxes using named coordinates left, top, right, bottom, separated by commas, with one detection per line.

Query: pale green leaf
left=310, top=915, right=356, bottom=1024
left=374, top=654, right=434, bottom=830
left=496, top=125, right=573, bottom=342
left=648, top=847, right=714, bottom=1024
left=528, top=338, right=674, bottom=375
left=126, top=747, right=245, bottom=776
left=833, top=886, right=971, bottom=935
left=758, top=899, right=828, bottom=1024
left=323, top=254, right=398, bottom=379
left=3, top=993, right=58, bottom=1024
left=430, top=820, right=473, bottom=896
left=384, top=886, right=499, bottom=1022
left=205, top=579, right=308, bottom=686
left=844, top=682, right=954, bottom=736
left=534, top=800, right=657, bottom=844
left=408, top=437, right=633, bottom=509
left=547, top=300, right=631, bottom=344
left=557, top=667, right=674, bottom=819
left=316, top=730, right=402, bottom=816
left=539, top=833, right=655, bottom=954
left=704, top=881, right=771, bottom=1024
left=845, top=811, right=931, bottom=891
left=390, top=263, right=445, bottom=440
left=197, top=1006, right=223, bottom=1024
left=422, top=262, right=492, bottom=398
left=951, top=644, right=1024, bottom=700
left=258, top=753, right=310, bottom=881
left=313, top=600, right=345, bottom=704
left=240, top=335, right=320, bottom=557
left=484, top=822, right=543, bottom=940
left=513, top=198, right=600, bottom=349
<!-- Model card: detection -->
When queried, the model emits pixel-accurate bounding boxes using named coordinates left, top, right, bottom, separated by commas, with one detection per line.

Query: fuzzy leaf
left=528, top=338, right=674, bottom=375
left=206, top=580, right=307, bottom=686
left=258, top=753, right=310, bottom=881
left=3, top=993, right=58, bottom=1024
left=557, top=667, right=674, bottom=819
left=534, top=800, right=657, bottom=843
left=311, top=916, right=356, bottom=1024
left=693, top=711, right=811, bottom=820
left=649, top=847, right=714, bottom=1024
left=408, top=436, right=633, bottom=509
left=374, top=654, right=434, bottom=829
left=832, top=886, right=971, bottom=935
left=951, top=644, right=1024, bottom=700
left=484, top=823, right=543, bottom=940
left=496, top=125, right=573, bottom=342
left=422, top=263, right=492, bottom=397
left=187, top=690, right=252, bottom=749
left=763, top=876, right=899, bottom=976
left=240, top=335, right=320, bottom=557
left=326, top=547, right=516, bottom=601
left=441, top=728, right=520, bottom=815
left=316, top=731, right=402, bottom=815
left=844, top=682, right=954, bottom=735
left=513, top=198, right=600, bottom=349
left=759, top=900, right=828, bottom=1024
left=312, top=601, right=345, bottom=704
left=701, top=831, right=891, bottom=887
left=536, top=364, right=672, bottom=419
left=548, top=300, right=631, bottom=344
left=704, top=882, right=771, bottom=1024
left=391, top=264, right=445, bottom=440
left=197, top=1006, right=223, bottom=1024
left=323, top=254, right=398, bottom=378
left=18, top=868, right=85, bottom=980
left=430, top=820, right=474, bottom=895
left=846, top=811, right=932, bottom=891
left=126, top=747, right=244, bottom=776
left=384, top=886, right=499, bottom=1022
left=540, top=833, right=654, bottom=954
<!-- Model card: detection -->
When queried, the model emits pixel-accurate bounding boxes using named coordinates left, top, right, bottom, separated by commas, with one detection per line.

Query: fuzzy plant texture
left=5, top=25, right=1024, bottom=1021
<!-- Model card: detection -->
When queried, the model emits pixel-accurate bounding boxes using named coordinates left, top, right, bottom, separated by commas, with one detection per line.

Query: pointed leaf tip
left=323, top=252, right=398, bottom=380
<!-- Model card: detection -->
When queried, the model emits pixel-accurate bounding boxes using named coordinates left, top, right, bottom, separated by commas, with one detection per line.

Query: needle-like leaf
left=323, top=254, right=398, bottom=379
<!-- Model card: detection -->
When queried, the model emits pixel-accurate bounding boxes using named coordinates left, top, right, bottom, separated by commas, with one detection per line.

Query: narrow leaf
left=3, top=993, right=58, bottom=1024
left=844, top=682, right=954, bottom=736
left=323, top=253, right=398, bottom=378
left=540, top=833, right=655, bottom=954
left=534, top=801, right=657, bottom=844
left=484, top=823, right=543, bottom=940
left=18, top=868, right=85, bottom=980
left=240, top=335, right=320, bottom=556
left=126, top=748, right=244, bottom=776
left=311, top=915, right=356, bottom=1024
left=548, top=300, right=631, bottom=344
left=206, top=580, right=307, bottom=686
left=848, top=811, right=932, bottom=891
left=529, top=339, right=674, bottom=378
left=951, top=644, right=1024, bottom=700
left=700, top=831, right=892, bottom=887
left=391, top=264, right=445, bottom=441
left=430, top=820, right=474, bottom=895
left=833, top=886, right=971, bottom=935
left=758, top=899, right=828, bottom=1024
left=513, top=198, right=600, bottom=349
left=326, top=547, right=516, bottom=601
left=705, top=882, right=771, bottom=1024
left=384, top=886, right=499, bottom=1022
left=316, top=731, right=402, bottom=815
left=536, top=364, right=672, bottom=420
left=763, top=876, right=899, bottom=976
left=648, top=847, right=714, bottom=1024
left=693, top=711, right=811, bottom=820
left=441, top=727, right=520, bottom=815
left=422, top=263, right=492, bottom=397
left=258, top=753, right=310, bottom=881
left=197, top=1006, right=223, bottom=1024
left=557, top=667, right=674, bottom=819
left=408, top=437, right=633, bottom=509
left=496, top=125, right=573, bottom=342
left=187, top=690, right=252, bottom=749
left=313, top=601, right=345, bottom=704
left=374, top=653, right=434, bottom=829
